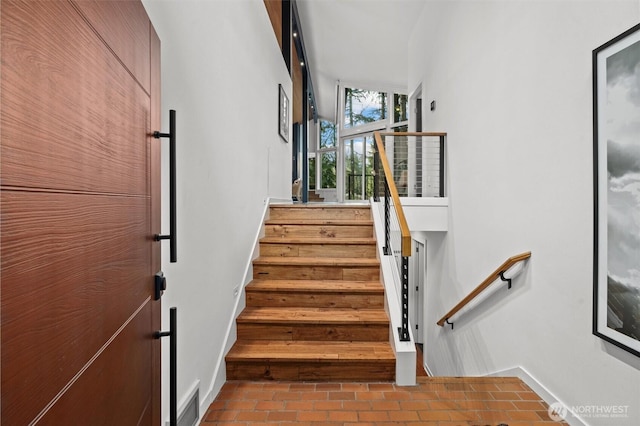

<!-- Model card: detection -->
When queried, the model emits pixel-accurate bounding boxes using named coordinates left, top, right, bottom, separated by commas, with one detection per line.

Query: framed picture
left=278, top=84, right=289, bottom=142
left=593, top=23, right=640, bottom=358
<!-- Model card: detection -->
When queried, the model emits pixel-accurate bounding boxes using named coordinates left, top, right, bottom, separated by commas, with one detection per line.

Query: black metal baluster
left=373, top=149, right=380, bottom=202
left=384, top=180, right=391, bottom=256
left=439, top=134, right=445, bottom=198
left=399, top=257, right=410, bottom=341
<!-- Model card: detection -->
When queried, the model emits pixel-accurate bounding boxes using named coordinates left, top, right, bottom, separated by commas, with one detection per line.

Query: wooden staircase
left=307, top=190, right=325, bottom=202
left=225, top=204, right=395, bottom=381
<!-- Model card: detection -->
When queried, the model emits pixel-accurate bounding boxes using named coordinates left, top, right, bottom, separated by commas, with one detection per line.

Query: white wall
left=142, top=0, right=291, bottom=422
left=409, top=1, right=640, bottom=424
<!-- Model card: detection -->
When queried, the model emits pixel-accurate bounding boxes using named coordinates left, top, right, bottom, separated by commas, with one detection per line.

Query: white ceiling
left=295, top=0, right=427, bottom=120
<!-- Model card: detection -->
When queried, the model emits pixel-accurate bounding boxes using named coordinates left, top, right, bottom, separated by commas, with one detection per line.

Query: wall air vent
left=177, top=388, right=198, bottom=426
left=166, top=382, right=199, bottom=426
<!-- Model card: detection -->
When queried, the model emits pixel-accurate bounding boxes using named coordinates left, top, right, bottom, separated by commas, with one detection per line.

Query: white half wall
left=408, top=1, right=640, bottom=425
left=142, top=0, right=291, bottom=423
left=401, top=197, right=448, bottom=232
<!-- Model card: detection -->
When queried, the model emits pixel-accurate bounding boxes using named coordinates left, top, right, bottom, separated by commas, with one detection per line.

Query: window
left=344, top=87, right=387, bottom=129
left=318, top=120, right=337, bottom=189
left=308, top=155, right=316, bottom=190
left=337, top=86, right=409, bottom=201
left=393, top=93, right=408, bottom=123
left=319, top=120, right=336, bottom=149
left=344, top=135, right=376, bottom=200
left=320, top=151, right=337, bottom=189
left=393, top=125, right=409, bottom=196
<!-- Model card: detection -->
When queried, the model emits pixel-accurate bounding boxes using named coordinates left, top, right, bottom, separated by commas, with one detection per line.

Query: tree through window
left=344, top=88, right=387, bottom=129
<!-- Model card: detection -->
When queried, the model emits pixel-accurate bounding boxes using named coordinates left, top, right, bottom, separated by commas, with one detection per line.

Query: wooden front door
left=1, top=0, right=162, bottom=424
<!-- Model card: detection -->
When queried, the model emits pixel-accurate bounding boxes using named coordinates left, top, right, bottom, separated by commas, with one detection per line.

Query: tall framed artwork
left=593, top=23, right=640, bottom=357
left=278, top=84, right=289, bottom=143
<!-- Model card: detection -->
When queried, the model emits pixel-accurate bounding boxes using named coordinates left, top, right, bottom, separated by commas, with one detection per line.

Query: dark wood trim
left=282, top=0, right=291, bottom=74
left=263, top=0, right=283, bottom=50
left=302, top=66, right=309, bottom=203
left=291, top=0, right=317, bottom=121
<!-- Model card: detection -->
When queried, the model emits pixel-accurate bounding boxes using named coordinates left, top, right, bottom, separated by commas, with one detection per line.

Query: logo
left=548, top=402, right=568, bottom=422
left=548, top=402, right=629, bottom=421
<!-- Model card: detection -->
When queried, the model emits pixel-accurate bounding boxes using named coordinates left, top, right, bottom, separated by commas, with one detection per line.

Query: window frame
left=339, top=82, right=408, bottom=137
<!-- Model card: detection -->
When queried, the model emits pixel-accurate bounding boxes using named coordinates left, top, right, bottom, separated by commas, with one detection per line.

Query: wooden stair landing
left=226, top=204, right=395, bottom=382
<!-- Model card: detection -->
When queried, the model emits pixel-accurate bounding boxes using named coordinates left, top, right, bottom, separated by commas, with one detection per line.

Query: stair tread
left=247, top=279, right=384, bottom=293
left=237, top=307, right=389, bottom=324
left=226, top=340, right=395, bottom=362
left=254, top=256, right=380, bottom=266
left=270, top=204, right=370, bottom=209
left=260, top=237, right=376, bottom=245
left=265, top=219, right=373, bottom=225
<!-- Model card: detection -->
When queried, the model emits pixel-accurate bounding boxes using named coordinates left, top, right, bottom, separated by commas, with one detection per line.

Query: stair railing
left=373, top=131, right=448, bottom=342
left=373, top=131, right=413, bottom=342
left=374, top=131, right=447, bottom=198
left=437, top=252, right=532, bottom=329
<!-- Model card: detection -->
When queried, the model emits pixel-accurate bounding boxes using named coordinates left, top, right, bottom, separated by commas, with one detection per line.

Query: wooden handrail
left=436, top=251, right=532, bottom=327
left=373, top=131, right=412, bottom=256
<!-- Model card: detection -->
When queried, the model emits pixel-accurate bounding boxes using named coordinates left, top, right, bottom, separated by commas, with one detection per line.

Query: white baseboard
left=422, top=360, right=434, bottom=377
left=198, top=197, right=275, bottom=424
left=487, top=366, right=588, bottom=426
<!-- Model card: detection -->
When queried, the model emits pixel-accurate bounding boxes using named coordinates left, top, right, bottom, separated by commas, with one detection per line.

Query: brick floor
left=201, top=376, right=568, bottom=425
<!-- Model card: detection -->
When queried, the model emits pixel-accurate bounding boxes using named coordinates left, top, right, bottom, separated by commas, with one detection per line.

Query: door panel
left=1, top=0, right=161, bottom=424
left=410, top=241, right=425, bottom=345
left=36, top=300, right=153, bottom=426
left=1, top=0, right=149, bottom=195
left=72, top=0, right=152, bottom=94
left=1, top=192, right=150, bottom=425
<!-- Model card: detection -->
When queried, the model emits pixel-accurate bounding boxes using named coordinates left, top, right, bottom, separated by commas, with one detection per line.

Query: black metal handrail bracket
left=499, top=271, right=512, bottom=289
left=153, top=109, right=177, bottom=263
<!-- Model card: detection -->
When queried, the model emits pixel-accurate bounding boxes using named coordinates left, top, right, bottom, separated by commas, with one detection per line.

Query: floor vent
left=168, top=385, right=199, bottom=426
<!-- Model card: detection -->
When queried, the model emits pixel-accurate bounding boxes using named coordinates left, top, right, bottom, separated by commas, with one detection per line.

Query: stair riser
left=226, top=362, right=395, bottom=382
left=269, top=208, right=371, bottom=221
left=265, top=224, right=373, bottom=239
left=260, top=243, right=376, bottom=258
left=237, top=324, right=389, bottom=341
left=246, top=292, right=384, bottom=309
left=253, top=265, right=380, bottom=281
